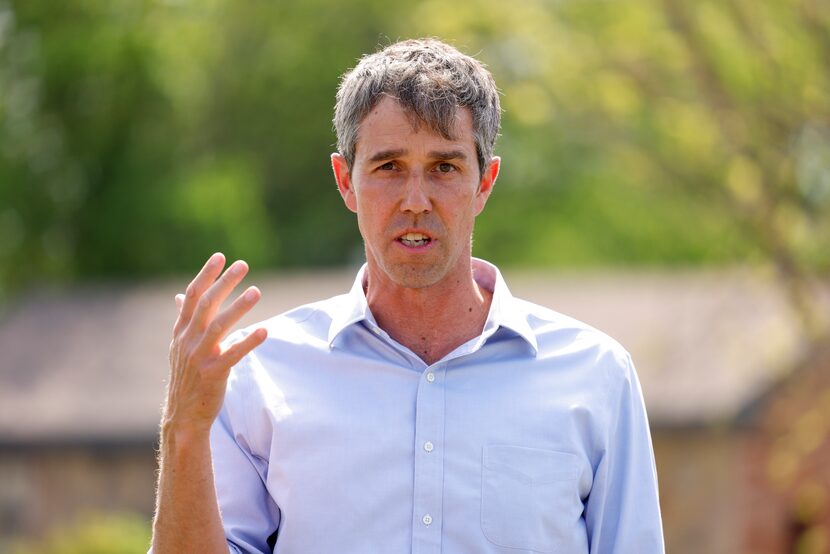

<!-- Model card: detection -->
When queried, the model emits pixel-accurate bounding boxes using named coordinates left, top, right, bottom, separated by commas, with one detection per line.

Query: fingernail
left=244, top=288, right=258, bottom=301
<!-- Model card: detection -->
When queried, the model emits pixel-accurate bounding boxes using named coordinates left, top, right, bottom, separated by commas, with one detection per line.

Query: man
left=152, top=39, right=664, bottom=553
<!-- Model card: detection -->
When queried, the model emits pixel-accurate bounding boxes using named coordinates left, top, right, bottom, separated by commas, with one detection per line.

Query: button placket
left=411, top=363, right=446, bottom=553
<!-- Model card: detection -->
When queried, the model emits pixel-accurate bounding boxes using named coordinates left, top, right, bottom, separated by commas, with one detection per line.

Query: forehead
left=354, top=96, right=475, bottom=160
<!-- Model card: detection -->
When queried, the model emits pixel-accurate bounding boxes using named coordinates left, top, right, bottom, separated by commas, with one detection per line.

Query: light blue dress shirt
left=210, top=259, right=664, bottom=553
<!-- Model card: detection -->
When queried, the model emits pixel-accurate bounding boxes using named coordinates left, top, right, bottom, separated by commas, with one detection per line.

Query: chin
left=383, top=262, right=447, bottom=290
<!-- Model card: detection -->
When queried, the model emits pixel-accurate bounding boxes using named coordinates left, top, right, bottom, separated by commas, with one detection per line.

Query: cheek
left=354, top=201, right=383, bottom=240
left=354, top=181, right=388, bottom=211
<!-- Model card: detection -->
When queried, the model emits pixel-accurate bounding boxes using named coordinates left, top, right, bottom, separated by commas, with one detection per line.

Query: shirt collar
left=473, top=258, right=539, bottom=355
left=327, top=263, right=373, bottom=346
left=328, top=258, right=539, bottom=356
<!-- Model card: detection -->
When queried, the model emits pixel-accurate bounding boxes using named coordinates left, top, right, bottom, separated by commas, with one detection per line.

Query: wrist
left=160, top=417, right=212, bottom=451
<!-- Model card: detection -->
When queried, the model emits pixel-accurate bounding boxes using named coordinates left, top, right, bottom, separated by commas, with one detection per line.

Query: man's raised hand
left=163, top=252, right=267, bottom=434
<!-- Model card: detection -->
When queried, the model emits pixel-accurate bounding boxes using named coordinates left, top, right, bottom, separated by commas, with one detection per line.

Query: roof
left=0, top=267, right=824, bottom=445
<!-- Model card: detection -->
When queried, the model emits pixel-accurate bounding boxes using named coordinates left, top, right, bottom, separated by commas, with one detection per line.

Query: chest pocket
left=481, top=445, right=580, bottom=553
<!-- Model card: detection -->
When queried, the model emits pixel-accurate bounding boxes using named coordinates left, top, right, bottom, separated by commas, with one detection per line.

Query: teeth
left=399, top=232, right=430, bottom=246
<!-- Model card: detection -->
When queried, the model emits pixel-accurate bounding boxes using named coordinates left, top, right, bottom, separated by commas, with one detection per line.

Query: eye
left=378, top=161, right=396, bottom=171
left=436, top=162, right=456, bottom=173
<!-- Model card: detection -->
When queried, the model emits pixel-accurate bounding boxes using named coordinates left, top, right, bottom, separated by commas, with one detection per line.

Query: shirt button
left=426, top=372, right=435, bottom=383
left=422, top=514, right=433, bottom=526
left=423, top=441, right=434, bottom=453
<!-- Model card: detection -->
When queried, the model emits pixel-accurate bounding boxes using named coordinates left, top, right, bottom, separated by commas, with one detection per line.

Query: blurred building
left=0, top=269, right=828, bottom=553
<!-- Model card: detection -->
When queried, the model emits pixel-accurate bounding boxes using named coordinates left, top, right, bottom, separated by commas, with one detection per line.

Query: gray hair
left=334, top=38, right=501, bottom=175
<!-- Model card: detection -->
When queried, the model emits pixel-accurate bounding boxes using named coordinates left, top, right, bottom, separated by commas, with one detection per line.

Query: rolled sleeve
left=211, top=365, right=280, bottom=553
left=585, top=354, right=664, bottom=553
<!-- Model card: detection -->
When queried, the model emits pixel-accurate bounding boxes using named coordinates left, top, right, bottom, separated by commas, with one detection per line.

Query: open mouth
left=397, top=232, right=432, bottom=248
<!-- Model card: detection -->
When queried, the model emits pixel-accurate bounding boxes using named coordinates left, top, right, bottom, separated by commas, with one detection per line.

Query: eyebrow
left=367, top=148, right=468, bottom=164
left=429, top=149, right=467, bottom=161
left=368, top=149, right=406, bottom=163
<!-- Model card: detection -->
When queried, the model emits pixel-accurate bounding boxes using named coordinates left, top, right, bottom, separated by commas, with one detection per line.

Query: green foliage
left=1, top=0, right=829, bottom=303
left=10, top=512, right=150, bottom=554
left=401, top=0, right=830, bottom=274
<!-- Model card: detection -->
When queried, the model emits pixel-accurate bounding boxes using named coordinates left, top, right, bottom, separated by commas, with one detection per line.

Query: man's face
left=332, top=96, right=499, bottom=290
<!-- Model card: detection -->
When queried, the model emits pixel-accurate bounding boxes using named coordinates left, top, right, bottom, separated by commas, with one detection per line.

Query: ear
left=474, top=156, right=500, bottom=216
left=331, top=153, right=358, bottom=213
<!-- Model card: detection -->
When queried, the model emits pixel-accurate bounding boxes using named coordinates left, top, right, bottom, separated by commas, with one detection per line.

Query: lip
left=395, top=240, right=434, bottom=252
left=395, top=228, right=434, bottom=239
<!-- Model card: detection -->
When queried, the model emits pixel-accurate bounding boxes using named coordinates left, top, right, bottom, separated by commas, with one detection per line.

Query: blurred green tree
left=402, top=0, right=830, bottom=338
left=1, top=0, right=828, bottom=340
left=1, top=1, right=186, bottom=293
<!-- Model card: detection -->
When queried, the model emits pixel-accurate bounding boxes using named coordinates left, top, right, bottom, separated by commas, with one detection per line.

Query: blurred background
left=1, top=0, right=829, bottom=552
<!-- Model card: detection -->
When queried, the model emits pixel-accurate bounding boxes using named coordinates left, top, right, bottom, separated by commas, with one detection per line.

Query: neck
left=365, top=261, right=492, bottom=365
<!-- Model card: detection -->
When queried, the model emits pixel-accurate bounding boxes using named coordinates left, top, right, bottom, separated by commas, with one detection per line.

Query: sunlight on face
left=338, top=97, right=497, bottom=291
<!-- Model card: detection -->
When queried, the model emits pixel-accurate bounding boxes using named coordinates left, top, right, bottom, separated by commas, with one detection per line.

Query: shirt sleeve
left=584, top=354, right=665, bottom=553
left=210, top=365, right=281, bottom=553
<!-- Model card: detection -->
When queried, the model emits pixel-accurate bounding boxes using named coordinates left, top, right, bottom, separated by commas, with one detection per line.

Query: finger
left=214, top=328, right=268, bottom=376
left=175, top=294, right=185, bottom=313
left=195, top=286, right=261, bottom=356
left=177, top=253, right=226, bottom=332
left=188, top=259, right=250, bottom=333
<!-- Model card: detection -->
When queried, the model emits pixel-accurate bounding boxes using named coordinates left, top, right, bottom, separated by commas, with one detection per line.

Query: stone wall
left=0, top=444, right=156, bottom=542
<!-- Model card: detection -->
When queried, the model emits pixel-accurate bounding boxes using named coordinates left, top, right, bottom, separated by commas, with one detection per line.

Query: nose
left=400, top=171, right=432, bottom=214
